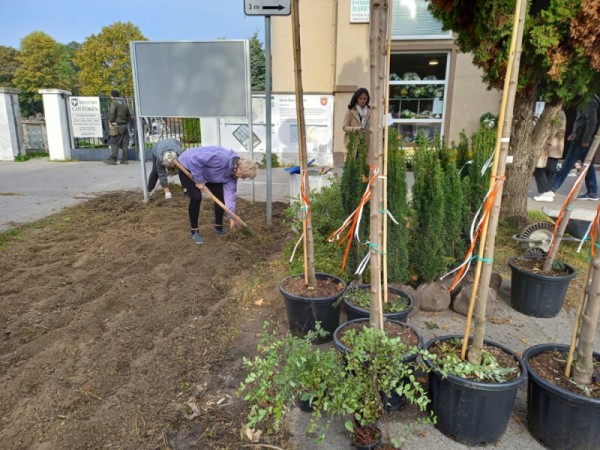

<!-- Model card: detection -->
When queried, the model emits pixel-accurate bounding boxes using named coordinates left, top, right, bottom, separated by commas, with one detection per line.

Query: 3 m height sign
left=244, top=0, right=291, bottom=16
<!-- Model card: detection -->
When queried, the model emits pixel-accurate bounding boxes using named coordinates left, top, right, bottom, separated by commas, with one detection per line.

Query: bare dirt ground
left=0, top=191, right=293, bottom=450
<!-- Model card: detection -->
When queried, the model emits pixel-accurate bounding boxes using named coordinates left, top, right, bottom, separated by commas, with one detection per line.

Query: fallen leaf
left=245, top=427, right=262, bottom=443
left=425, top=321, right=439, bottom=330
left=520, top=337, right=529, bottom=345
left=254, top=298, right=264, bottom=306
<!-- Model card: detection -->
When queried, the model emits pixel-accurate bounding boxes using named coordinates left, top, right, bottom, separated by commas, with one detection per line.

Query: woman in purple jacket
left=164, top=146, right=257, bottom=244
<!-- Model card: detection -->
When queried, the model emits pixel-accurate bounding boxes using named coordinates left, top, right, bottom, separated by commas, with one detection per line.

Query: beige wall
left=447, top=53, right=502, bottom=144
left=271, top=0, right=502, bottom=164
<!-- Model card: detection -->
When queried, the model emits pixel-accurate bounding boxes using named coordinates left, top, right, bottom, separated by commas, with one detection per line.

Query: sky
left=1, top=0, right=266, bottom=48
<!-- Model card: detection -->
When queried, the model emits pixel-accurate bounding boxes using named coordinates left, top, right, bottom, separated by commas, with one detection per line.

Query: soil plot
left=0, top=191, right=293, bottom=449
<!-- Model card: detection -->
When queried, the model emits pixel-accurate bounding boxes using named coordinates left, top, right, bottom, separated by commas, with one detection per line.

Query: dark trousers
left=533, top=157, right=558, bottom=194
left=148, top=155, right=159, bottom=191
left=108, top=125, right=130, bottom=161
left=178, top=173, right=225, bottom=229
left=552, top=139, right=598, bottom=194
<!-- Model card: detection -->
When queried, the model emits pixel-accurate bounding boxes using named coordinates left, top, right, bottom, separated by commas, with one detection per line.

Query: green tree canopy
left=13, top=31, right=65, bottom=115
left=58, top=41, right=81, bottom=95
left=74, top=22, right=146, bottom=96
left=428, top=0, right=600, bottom=225
left=0, top=45, right=19, bottom=87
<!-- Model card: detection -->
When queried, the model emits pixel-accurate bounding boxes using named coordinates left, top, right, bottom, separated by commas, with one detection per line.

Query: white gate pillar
left=39, top=89, right=72, bottom=160
left=0, top=87, right=24, bottom=161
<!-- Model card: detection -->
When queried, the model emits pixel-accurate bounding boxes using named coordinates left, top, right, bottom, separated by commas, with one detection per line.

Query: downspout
left=331, top=0, right=339, bottom=89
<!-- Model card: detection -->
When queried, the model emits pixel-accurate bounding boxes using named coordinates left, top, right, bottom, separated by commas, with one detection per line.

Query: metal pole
left=130, top=42, right=149, bottom=202
left=265, top=16, right=273, bottom=225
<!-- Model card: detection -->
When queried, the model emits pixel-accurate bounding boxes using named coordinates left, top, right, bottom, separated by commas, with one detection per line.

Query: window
left=391, top=0, right=451, bottom=39
left=388, top=52, right=449, bottom=145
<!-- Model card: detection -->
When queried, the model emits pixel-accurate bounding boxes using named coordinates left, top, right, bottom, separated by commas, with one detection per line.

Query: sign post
left=244, top=0, right=290, bottom=224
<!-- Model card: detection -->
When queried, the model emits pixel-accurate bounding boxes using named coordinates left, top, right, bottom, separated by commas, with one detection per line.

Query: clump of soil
left=0, top=191, right=294, bottom=449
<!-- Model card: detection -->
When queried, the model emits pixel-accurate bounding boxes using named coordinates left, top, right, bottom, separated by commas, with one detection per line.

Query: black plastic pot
left=280, top=272, right=346, bottom=343
left=523, top=343, right=600, bottom=450
left=352, top=424, right=382, bottom=450
left=424, top=335, right=527, bottom=446
left=343, top=285, right=414, bottom=322
left=508, top=257, right=576, bottom=318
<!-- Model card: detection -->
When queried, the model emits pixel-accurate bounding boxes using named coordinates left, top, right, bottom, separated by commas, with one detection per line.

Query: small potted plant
left=329, top=319, right=433, bottom=448
left=237, top=323, right=342, bottom=440
left=340, top=284, right=414, bottom=322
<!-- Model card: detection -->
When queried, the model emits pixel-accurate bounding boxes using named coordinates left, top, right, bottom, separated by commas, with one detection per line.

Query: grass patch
left=15, top=151, right=49, bottom=161
left=0, top=228, right=25, bottom=250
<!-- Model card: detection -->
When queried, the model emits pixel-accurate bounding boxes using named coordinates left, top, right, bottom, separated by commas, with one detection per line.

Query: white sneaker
left=533, top=191, right=555, bottom=202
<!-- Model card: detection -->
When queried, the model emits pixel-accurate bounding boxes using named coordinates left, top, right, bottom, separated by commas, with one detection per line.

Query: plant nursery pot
left=508, top=257, right=576, bottom=318
left=279, top=272, right=346, bottom=343
left=424, top=335, right=527, bottom=446
left=352, top=424, right=382, bottom=450
left=343, top=285, right=414, bottom=322
left=523, top=343, right=600, bottom=450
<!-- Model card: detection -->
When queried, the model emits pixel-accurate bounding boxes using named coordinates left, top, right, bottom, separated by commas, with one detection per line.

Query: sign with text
left=244, top=0, right=291, bottom=16
left=350, top=0, right=370, bottom=23
left=69, top=96, right=103, bottom=138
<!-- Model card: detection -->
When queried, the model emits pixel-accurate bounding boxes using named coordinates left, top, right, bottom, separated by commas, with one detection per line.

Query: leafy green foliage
left=329, top=323, right=433, bottom=435
left=238, top=323, right=342, bottom=435
left=284, top=180, right=346, bottom=278
left=342, top=286, right=410, bottom=313
left=249, top=32, right=266, bottom=91
left=387, top=127, right=410, bottom=283
left=259, top=152, right=280, bottom=168
left=13, top=32, right=64, bottom=116
left=0, top=45, right=18, bottom=87
left=432, top=338, right=518, bottom=383
left=181, top=118, right=201, bottom=144
left=74, top=22, right=146, bottom=96
left=410, top=133, right=447, bottom=282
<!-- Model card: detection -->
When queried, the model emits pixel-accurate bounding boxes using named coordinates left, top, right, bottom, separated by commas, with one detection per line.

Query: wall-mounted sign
left=350, top=0, right=370, bottom=23
left=68, top=96, right=103, bottom=138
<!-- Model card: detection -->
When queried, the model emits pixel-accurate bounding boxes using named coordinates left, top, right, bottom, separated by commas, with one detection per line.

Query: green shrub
left=182, top=118, right=201, bottom=144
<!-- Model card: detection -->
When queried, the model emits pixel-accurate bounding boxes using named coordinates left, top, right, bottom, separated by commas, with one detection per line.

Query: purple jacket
left=178, top=146, right=240, bottom=214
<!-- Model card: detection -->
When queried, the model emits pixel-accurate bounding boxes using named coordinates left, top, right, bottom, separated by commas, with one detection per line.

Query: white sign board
left=244, top=0, right=291, bottom=16
left=69, top=96, right=103, bottom=138
left=217, top=94, right=335, bottom=166
left=350, top=0, right=370, bottom=23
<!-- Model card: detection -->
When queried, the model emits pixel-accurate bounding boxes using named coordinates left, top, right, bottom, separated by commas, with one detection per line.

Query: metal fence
left=72, top=96, right=200, bottom=149
left=21, top=120, right=49, bottom=152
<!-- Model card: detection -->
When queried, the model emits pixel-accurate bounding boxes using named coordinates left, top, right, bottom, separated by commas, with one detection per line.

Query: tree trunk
left=573, top=253, right=600, bottom=385
left=368, top=0, right=387, bottom=330
left=500, top=90, right=561, bottom=227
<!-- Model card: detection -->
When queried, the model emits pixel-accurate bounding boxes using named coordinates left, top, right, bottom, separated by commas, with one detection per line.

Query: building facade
left=270, top=0, right=501, bottom=165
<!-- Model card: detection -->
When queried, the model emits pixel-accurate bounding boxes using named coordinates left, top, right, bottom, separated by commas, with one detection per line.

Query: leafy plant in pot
left=237, top=323, right=343, bottom=441
left=330, top=318, right=433, bottom=448
left=340, top=284, right=414, bottom=322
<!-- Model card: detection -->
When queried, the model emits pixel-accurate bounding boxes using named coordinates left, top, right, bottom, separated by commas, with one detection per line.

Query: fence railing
left=22, top=120, right=49, bottom=152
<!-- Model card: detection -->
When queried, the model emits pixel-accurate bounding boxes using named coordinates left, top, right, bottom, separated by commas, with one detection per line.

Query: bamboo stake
left=382, top=0, right=393, bottom=308
left=461, top=0, right=527, bottom=362
left=290, top=0, right=316, bottom=287
left=174, top=160, right=251, bottom=230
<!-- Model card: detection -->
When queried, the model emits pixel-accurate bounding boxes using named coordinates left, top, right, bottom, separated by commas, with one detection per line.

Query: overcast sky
left=1, top=0, right=266, bottom=48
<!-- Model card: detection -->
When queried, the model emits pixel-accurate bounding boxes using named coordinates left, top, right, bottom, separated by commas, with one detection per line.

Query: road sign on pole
left=244, top=0, right=291, bottom=16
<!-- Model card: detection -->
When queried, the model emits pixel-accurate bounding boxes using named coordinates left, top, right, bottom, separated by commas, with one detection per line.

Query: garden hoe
left=173, top=160, right=254, bottom=236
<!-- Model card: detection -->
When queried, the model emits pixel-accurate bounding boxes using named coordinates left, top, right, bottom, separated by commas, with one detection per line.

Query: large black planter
left=508, top=257, right=576, bottom=318
left=343, top=285, right=414, bottom=322
left=523, top=343, right=600, bottom=450
left=279, top=272, right=346, bottom=342
left=424, top=335, right=527, bottom=446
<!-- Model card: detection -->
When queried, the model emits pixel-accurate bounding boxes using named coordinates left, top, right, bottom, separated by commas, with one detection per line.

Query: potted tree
left=415, top=0, right=529, bottom=445
left=521, top=185, right=600, bottom=449
left=279, top=0, right=346, bottom=341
